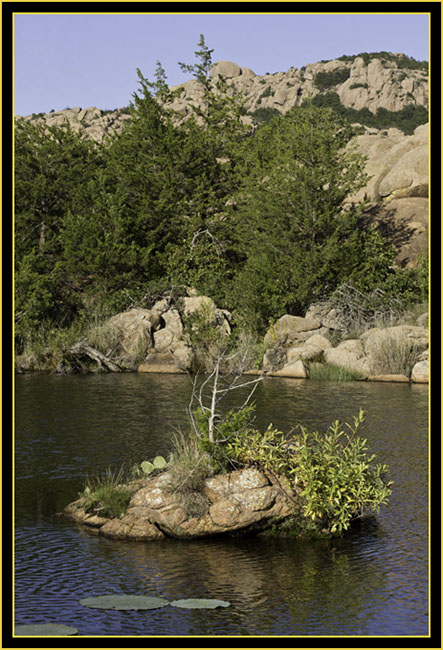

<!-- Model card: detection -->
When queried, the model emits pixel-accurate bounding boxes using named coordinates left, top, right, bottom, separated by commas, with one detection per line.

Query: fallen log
left=69, top=342, right=121, bottom=372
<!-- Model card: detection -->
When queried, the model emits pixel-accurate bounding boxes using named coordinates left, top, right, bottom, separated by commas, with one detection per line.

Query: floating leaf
left=153, top=455, right=167, bottom=469
left=15, top=623, right=78, bottom=636
left=170, top=598, right=230, bottom=609
left=140, top=461, right=155, bottom=475
left=79, top=595, right=169, bottom=610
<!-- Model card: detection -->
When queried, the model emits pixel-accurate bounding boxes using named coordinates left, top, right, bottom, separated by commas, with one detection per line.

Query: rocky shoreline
left=17, top=289, right=428, bottom=383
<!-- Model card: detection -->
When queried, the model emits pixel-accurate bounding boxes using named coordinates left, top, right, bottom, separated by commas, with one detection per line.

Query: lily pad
left=170, top=598, right=230, bottom=609
left=15, top=623, right=78, bottom=636
left=79, top=595, right=169, bottom=610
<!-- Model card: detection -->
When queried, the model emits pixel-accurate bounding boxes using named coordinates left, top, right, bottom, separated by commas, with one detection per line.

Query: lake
left=14, top=373, right=429, bottom=638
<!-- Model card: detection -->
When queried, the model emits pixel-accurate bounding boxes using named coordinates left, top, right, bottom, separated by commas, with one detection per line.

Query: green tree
left=231, top=104, right=370, bottom=329
left=14, top=120, right=104, bottom=346
left=165, top=35, right=251, bottom=302
left=61, top=67, right=185, bottom=308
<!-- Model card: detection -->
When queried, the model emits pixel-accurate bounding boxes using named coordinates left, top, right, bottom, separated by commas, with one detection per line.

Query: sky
left=13, top=11, right=430, bottom=116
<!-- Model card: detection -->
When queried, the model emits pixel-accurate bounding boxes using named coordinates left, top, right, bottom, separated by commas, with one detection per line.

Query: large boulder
left=323, top=340, right=371, bottom=377
left=411, top=359, right=429, bottom=383
left=178, top=295, right=232, bottom=336
left=263, top=315, right=322, bottom=348
left=152, top=308, right=183, bottom=353
left=138, top=352, right=187, bottom=374
left=361, top=325, right=428, bottom=357
left=104, top=308, right=154, bottom=362
left=360, top=325, right=428, bottom=376
left=268, top=359, right=309, bottom=379
left=210, top=61, right=242, bottom=79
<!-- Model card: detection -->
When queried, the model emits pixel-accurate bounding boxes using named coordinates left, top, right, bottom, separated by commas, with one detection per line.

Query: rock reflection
left=87, top=519, right=388, bottom=635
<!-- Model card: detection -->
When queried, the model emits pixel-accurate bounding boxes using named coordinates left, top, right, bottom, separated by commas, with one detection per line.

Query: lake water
left=14, top=373, right=429, bottom=638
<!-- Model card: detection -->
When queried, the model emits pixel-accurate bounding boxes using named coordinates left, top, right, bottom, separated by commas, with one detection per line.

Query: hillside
left=14, top=47, right=429, bottom=362
left=15, top=52, right=428, bottom=271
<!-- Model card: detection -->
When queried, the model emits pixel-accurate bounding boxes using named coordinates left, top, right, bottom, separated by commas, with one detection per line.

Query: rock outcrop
left=89, top=290, right=232, bottom=372
left=261, top=312, right=429, bottom=383
left=64, top=468, right=296, bottom=541
left=168, top=54, right=427, bottom=118
left=17, top=54, right=428, bottom=136
left=345, top=123, right=429, bottom=267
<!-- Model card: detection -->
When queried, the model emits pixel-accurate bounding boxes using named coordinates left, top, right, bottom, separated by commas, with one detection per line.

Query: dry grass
left=369, top=331, right=422, bottom=376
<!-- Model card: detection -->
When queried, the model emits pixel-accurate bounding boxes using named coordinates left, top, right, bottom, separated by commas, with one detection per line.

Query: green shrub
left=183, top=300, right=230, bottom=372
left=289, top=411, right=392, bottom=534
left=256, top=86, right=275, bottom=105
left=337, top=52, right=428, bottom=72
left=224, top=408, right=392, bottom=536
left=258, top=86, right=274, bottom=99
left=304, top=91, right=428, bottom=134
left=251, top=107, right=281, bottom=125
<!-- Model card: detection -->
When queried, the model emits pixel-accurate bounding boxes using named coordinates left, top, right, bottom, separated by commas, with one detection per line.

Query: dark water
left=14, top=373, right=429, bottom=638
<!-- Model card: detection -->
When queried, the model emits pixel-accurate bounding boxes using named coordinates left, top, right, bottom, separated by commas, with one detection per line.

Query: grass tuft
left=308, top=362, right=364, bottom=381
left=80, top=465, right=135, bottom=518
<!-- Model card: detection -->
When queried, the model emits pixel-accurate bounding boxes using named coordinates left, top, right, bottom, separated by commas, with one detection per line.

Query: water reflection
left=14, top=374, right=428, bottom=636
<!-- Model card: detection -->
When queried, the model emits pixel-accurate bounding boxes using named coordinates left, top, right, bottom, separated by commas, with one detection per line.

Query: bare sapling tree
left=188, top=334, right=264, bottom=449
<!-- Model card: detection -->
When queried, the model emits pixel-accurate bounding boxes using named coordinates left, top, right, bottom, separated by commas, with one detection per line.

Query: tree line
left=14, top=36, right=428, bottom=353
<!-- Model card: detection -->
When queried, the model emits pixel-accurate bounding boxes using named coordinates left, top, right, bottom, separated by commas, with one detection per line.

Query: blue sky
left=13, top=11, right=430, bottom=116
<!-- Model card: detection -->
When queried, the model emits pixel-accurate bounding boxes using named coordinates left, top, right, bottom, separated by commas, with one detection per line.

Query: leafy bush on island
left=178, top=344, right=391, bottom=536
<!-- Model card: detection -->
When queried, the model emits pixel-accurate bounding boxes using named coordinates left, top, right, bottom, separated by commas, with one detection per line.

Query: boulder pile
left=78, top=290, right=428, bottom=383
left=94, top=291, right=232, bottom=373
left=261, top=312, right=428, bottom=383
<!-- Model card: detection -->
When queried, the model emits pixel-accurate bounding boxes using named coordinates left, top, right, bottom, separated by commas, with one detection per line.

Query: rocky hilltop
left=16, top=52, right=428, bottom=144
left=171, top=54, right=428, bottom=117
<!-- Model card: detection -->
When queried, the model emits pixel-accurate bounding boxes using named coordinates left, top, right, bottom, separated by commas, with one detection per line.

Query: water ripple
left=14, top=375, right=429, bottom=637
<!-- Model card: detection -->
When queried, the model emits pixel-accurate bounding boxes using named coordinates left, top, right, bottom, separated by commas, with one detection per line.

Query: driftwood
left=69, top=342, right=121, bottom=372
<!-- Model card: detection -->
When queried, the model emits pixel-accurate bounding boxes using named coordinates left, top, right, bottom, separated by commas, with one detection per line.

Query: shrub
left=289, top=411, right=392, bottom=534
left=251, top=107, right=281, bottom=125
left=337, top=52, right=428, bottom=72
left=314, top=68, right=351, bottom=91
left=256, top=86, right=275, bottom=105
left=224, top=409, right=392, bottom=536
left=325, top=282, right=407, bottom=335
left=304, top=91, right=428, bottom=134
left=183, top=300, right=230, bottom=372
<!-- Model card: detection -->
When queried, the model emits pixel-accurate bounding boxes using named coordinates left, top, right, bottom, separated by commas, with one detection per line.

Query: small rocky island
left=64, top=383, right=393, bottom=542
left=64, top=467, right=297, bottom=541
